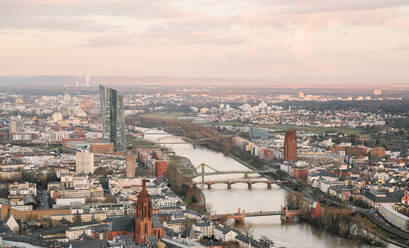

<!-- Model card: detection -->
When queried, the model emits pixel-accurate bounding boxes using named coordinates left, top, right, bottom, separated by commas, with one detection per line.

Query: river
left=141, top=129, right=396, bottom=248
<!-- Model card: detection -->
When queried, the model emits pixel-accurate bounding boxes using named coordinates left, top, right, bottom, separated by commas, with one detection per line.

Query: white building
left=76, top=150, right=94, bottom=174
left=8, top=182, right=37, bottom=196
left=55, top=197, right=86, bottom=207
left=214, top=225, right=237, bottom=242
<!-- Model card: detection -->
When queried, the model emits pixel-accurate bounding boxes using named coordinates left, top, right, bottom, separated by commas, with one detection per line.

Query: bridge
left=142, top=131, right=184, bottom=136
left=191, top=179, right=278, bottom=190
left=198, top=170, right=274, bottom=177
left=207, top=206, right=302, bottom=224
left=138, top=128, right=184, bottom=138
left=143, top=135, right=220, bottom=146
left=192, top=163, right=276, bottom=187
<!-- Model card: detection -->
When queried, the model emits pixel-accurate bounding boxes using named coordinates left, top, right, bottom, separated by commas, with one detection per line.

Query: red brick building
left=370, top=147, right=386, bottom=159
left=292, top=167, right=309, bottom=179
left=154, top=161, right=168, bottom=178
left=284, top=130, right=297, bottom=162
left=90, top=143, right=114, bottom=153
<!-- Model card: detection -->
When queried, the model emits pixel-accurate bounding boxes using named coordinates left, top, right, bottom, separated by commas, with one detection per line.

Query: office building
left=99, top=85, right=126, bottom=152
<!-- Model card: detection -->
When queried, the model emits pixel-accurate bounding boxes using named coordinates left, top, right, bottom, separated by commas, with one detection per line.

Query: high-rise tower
left=99, top=85, right=126, bottom=152
left=284, top=130, right=297, bottom=162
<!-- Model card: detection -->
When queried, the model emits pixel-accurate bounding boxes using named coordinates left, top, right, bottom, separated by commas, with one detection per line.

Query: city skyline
left=1, top=82, right=409, bottom=247
left=1, top=1, right=409, bottom=247
left=1, top=0, right=409, bottom=84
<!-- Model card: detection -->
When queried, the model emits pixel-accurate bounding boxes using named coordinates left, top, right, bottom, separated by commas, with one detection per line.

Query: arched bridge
left=191, top=179, right=279, bottom=190
left=196, top=170, right=274, bottom=177
left=207, top=206, right=302, bottom=224
left=146, top=136, right=219, bottom=145
left=140, top=129, right=184, bottom=138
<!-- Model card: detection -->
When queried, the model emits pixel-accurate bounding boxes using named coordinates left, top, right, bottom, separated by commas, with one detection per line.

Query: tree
left=243, top=223, right=254, bottom=237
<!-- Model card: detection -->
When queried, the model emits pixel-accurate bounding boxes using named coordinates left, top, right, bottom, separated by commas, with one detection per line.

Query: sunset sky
left=1, top=0, right=409, bottom=84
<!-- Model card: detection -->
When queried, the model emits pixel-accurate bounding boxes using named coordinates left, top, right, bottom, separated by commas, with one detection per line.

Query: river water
left=142, top=129, right=395, bottom=248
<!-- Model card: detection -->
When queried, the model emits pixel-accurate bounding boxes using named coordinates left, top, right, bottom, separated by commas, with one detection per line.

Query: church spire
left=134, top=178, right=153, bottom=243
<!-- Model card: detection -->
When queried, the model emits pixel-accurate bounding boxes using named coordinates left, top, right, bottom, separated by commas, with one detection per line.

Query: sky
left=0, top=0, right=409, bottom=84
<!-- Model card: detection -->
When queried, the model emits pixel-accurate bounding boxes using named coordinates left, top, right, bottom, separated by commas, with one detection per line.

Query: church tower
left=134, top=180, right=153, bottom=244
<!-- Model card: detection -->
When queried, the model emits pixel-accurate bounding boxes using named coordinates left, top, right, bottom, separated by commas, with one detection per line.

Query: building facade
left=154, top=161, right=168, bottom=178
left=76, top=149, right=94, bottom=174
left=125, top=154, right=136, bottom=178
left=134, top=180, right=163, bottom=243
left=99, top=85, right=126, bottom=152
left=284, top=130, right=297, bottom=162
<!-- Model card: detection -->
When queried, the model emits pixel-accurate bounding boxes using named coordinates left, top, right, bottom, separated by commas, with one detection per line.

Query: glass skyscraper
left=99, top=85, right=126, bottom=152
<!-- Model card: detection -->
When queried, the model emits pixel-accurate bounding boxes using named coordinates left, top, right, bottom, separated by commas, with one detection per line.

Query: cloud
left=0, top=16, right=118, bottom=32
left=249, top=0, right=409, bottom=14
left=0, top=0, right=192, bottom=19
left=396, top=43, right=409, bottom=50
left=0, top=0, right=194, bottom=32
left=79, top=33, right=137, bottom=47
left=135, top=24, right=244, bottom=46
left=80, top=28, right=244, bottom=47
left=1, top=0, right=408, bottom=35
left=282, top=29, right=313, bottom=58
left=238, top=7, right=406, bottom=31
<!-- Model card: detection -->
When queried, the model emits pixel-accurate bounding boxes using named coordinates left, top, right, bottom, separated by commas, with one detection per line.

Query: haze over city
left=1, top=0, right=409, bottom=86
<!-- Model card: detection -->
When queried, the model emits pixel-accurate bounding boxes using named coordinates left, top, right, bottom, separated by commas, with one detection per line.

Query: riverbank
left=136, top=122, right=406, bottom=247
left=230, top=149, right=409, bottom=248
left=229, top=152, right=409, bottom=248
left=166, top=155, right=206, bottom=214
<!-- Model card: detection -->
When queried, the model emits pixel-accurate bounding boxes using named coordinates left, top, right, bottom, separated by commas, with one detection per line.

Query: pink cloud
left=239, top=8, right=404, bottom=32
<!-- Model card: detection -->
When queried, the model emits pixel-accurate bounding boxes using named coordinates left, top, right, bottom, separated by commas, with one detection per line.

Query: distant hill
left=0, top=75, right=80, bottom=87
left=0, top=75, right=407, bottom=89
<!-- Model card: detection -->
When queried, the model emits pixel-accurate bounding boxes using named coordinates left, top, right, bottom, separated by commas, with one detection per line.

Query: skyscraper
left=100, top=85, right=126, bottom=152
left=284, top=130, right=297, bottom=162
left=76, top=149, right=94, bottom=174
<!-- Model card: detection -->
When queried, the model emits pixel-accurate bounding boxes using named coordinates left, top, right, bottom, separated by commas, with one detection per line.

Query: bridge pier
left=247, top=182, right=252, bottom=190
left=280, top=205, right=302, bottom=223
